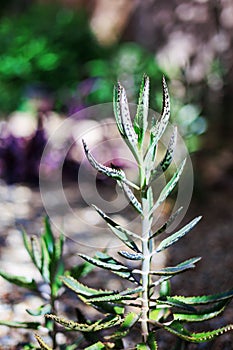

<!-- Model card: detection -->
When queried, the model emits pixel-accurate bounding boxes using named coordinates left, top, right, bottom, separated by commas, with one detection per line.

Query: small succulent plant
left=37, top=76, right=233, bottom=349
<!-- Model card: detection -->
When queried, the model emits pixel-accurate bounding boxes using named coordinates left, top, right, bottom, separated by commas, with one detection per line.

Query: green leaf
left=40, top=236, right=50, bottom=283
left=173, top=300, right=229, bottom=322
left=119, top=181, right=142, bottom=214
left=118, top=251, right=144, bottom=260
left=137, top=344, right=148, bottom=350
left=149, top=257, right=201, bottom=275
left=105, top=312, right=140, bottom=340
left=85, top=342, right=106, bottom=350
left=164, top=320, right=233, bottom=343
left=79, top=294, right=125, bottom=315
left=0, top=320, right=40, bottom=329
left=80, top=252, right=138, bottom=283
left=82, top=141, right=139, bottom=189
left=93, top=205, right=142, bottom=251
left=46, top=314, right=121, bottom=332
left=26, top=304, right=51, bottom=316
left=43, top=216, right=55, bottom=256
left=113, top=83, right=124, bottom=136
left=134, top=74, right=149, bottom=146
left=144, top=76, right=170, bottom=166
left=159, top=280, right=171, bottom=297
left=21, top=228, right=34, bottom=263
left=68, top=261, right=94, bottom=279
left=151, top=159, right=186, bottom=213
left=147, top=332, right=158, bottom=350
left=151, top=76, right=170, bottom=146
left=0, top=270, right=37, bottom=291
left=117, top=82, right=138, bottom=148
left=170, top=288, right=233, bottom=305
left=61, top=275, right=115, bottom=297
left=87, top=287, right=143, bottom=303
left=31, top=235, right=42, bottom=270
left=150, top=127, right=177, bottom=183
left=156, top=216, right=202, bottom=252
left=149, top=207, right=183, bottom=240
left=156, top=297, right=196, bottom=312
left=35, top=334, right=52, bottom=350
left=61, top=276, right=125, bottom=315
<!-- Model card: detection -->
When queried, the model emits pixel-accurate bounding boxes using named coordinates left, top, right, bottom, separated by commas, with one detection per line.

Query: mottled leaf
left=46, top=314, right=121, bottom=332
left=35, top=334, right=52, bottom=350
left=105, top=312, right=140, bottom=340
left=0, top=320, right=40, bottom=329
left=174, top=300, right=229, bottom=322
left=93, top=205, right=142, bottom=251
left=149, top=257, right=201, bottom=275
left=164, top=320, right=233, bottom=343
left=0, top=270, right=37, bottom=291
left=120, top=181, right=142, bottom=214
left=118, top=251, right=144, bottom=260
left=170, top=289, right=233, bottom=305
left=149, top=207, right=183, bottom=240
left=134, top=74, right=149, bottom=146
left=61, top=275, right=114, bottom=297
left=156, top=216, right=202, bottom=252
left=151, top=159, right=186, bottom=214
left=150, top=127, right=177, bottom=183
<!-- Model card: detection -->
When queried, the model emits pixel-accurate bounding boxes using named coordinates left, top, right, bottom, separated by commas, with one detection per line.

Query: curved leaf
left=0, top=320, right=40, bottom=329
left=118, top=83, right=138, bottom=148
left=149, top=207, right=183, bottom=240
left=93, top=205, right=142, bottom=251
left=164, top=320, right=233, bottom=343
left=35, top=334, right=52, bottom=350
left=79, top=253, right=137, bottom=283
left=118, top=251, right=144, bottom=260
left=134, top=74, right=149, bottom=146
left=105, top=312, right=140, bottom=340
left=170, top=288, right=233, bottom=305
left=148, top=257, right=201, bottom=276
left=156, top=216, right=202, bottom=252
left=150, top=127, right=177, bottom=183
left=173, top=300, right=229, bottom=322
left=144, top=76, right=170, bottom=166
left=46, top=314, right=121, bottom=332
left=61, top=276, right=114, bottom=297
left=87, top=287, right=143, bottom=303
left=0, top=270, right=37, bottom=291
left=151, top=159, right=186, bottom=214
left=119, top=182, right=142, bottom=214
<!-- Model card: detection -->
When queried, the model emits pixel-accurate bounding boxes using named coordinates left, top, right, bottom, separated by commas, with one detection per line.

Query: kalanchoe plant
left=0, top=218, right=93, bottom=349
left=37, top=76, right=233, bottom=349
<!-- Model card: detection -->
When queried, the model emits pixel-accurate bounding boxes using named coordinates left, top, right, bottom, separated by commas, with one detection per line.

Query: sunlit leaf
left=35, top=334, right=52, bottom=350
left=46, top=314, right=121, bottom=332
left=134, top=74, right=149, bottom=146
left=156, top=216, right=202, bottom=252
left=0, top=320, right=40, bottom=329
left=0, top=270, right=37, bottom=291
left=164, top=320, right=233, bottom=343
left=93, top=205, right=142, bottom=251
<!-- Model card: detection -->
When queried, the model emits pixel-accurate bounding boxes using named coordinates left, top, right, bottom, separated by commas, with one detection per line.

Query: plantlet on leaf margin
left=37, top=75, right=233, bottom=349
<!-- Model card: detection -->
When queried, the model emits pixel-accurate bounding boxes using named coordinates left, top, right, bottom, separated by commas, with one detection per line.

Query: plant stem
left=141, top=192, right=152, bottom=343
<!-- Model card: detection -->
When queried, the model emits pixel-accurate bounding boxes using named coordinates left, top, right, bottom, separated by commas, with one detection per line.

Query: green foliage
left=0, top=217, right=88, bottom=348
left=42, top=75, right=232, bottom=349
left=0, top=3, right=106, bottom=113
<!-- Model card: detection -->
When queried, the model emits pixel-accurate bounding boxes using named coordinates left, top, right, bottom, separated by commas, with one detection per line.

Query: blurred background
left=0, top=0, right=232, bottom=186
left=0, top=1, right=233, bottom=348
